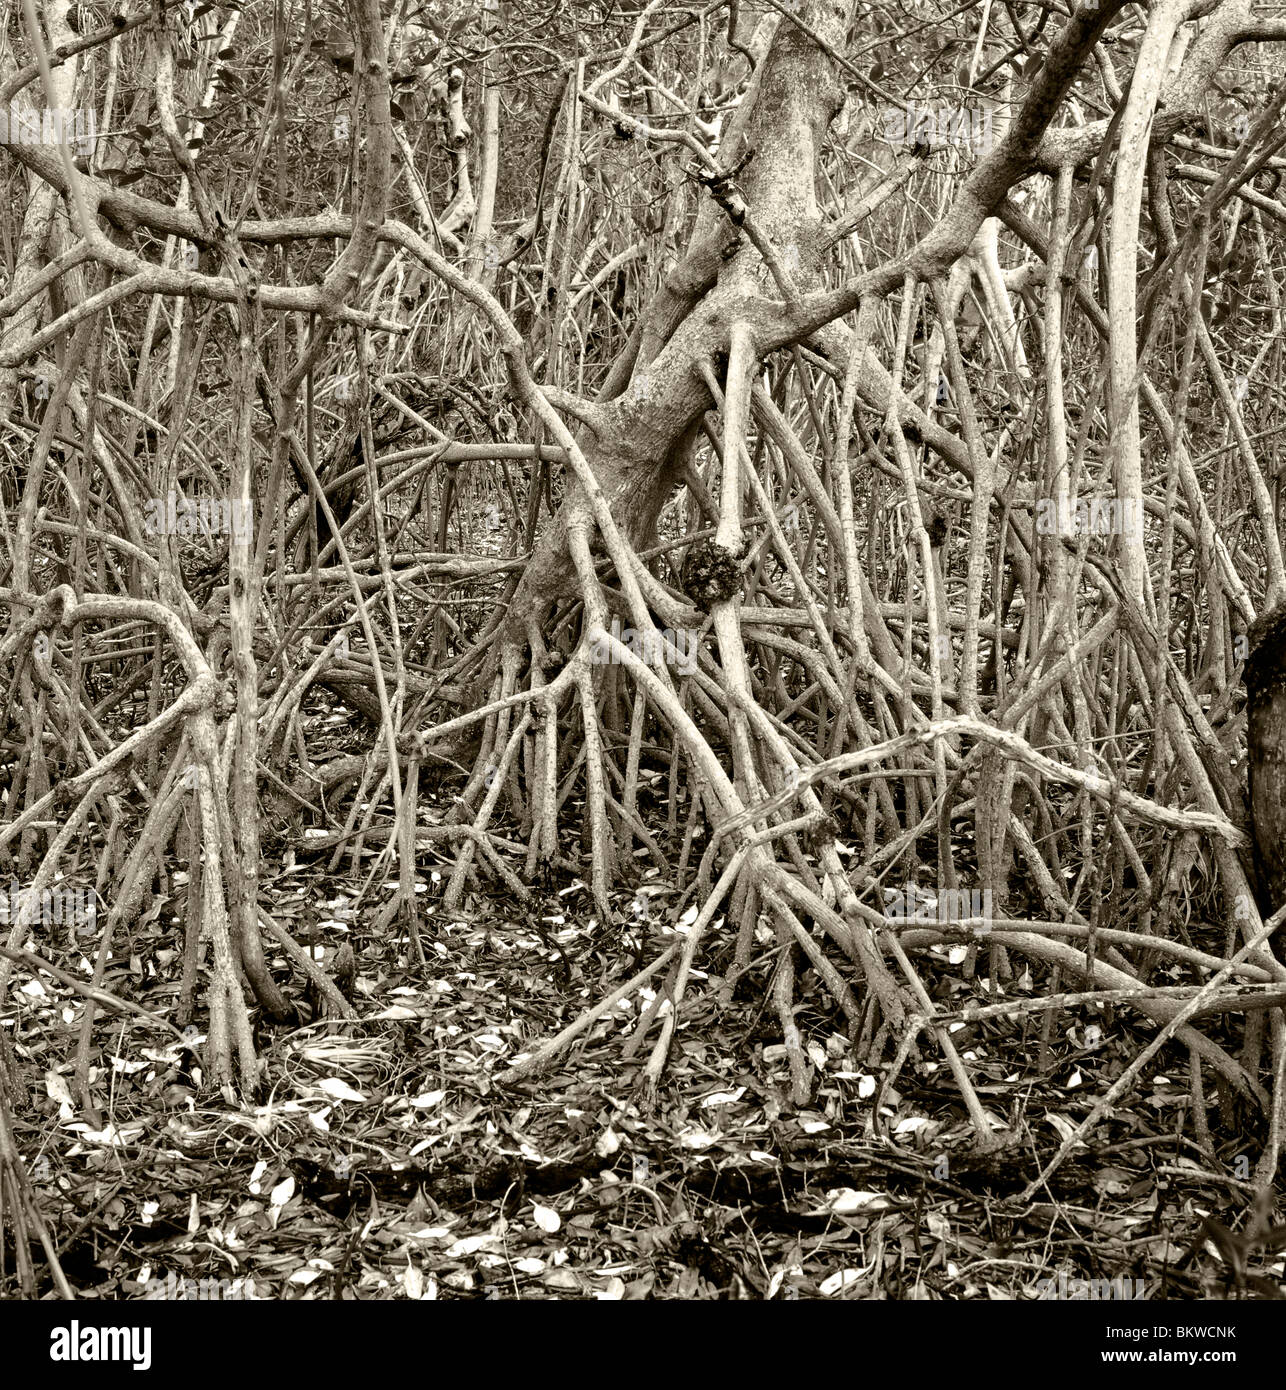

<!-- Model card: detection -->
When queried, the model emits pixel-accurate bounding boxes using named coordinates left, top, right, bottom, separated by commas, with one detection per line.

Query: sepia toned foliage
left=1, top=1, right=1285, bottom=1217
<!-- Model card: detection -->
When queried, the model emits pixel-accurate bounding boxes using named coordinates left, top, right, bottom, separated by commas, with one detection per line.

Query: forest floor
left=9, top=697, right=1283, bottom=1302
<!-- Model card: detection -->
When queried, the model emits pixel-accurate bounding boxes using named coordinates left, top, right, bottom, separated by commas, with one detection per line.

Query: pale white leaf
left=820, top=1269, right=865, bottom=1296
left=317, top=1077, right=367, bottom=1103
left=531, top=1201, right=561, bottom=1234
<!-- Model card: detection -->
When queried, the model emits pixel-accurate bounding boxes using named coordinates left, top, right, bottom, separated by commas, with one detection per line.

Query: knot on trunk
left=680, top=539, right=743, bottom=612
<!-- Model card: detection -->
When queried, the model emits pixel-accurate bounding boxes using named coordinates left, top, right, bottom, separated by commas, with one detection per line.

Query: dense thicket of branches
left=2, top=0, right=1286, bottom=1199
